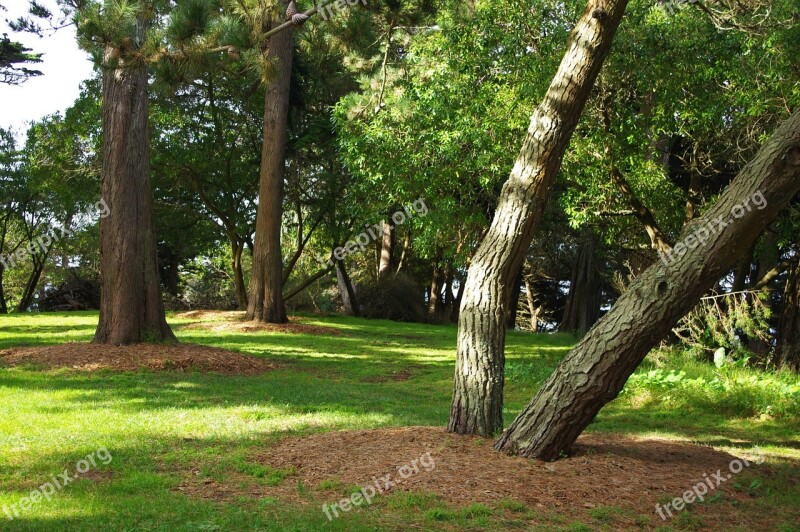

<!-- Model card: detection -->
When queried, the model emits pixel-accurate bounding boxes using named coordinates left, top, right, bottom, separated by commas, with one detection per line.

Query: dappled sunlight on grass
left=1, top=311, right=798, bottom=529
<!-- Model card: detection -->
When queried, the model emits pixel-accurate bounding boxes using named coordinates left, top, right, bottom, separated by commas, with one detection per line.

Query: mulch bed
left=175, top=311, right=347, bottom=337
left=177, top=426, right=794, bottom=529
left=0, top=343, right=278, bottom=375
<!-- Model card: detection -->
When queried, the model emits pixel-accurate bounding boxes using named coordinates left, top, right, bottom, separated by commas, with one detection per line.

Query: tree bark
left=246, top=20, right=292, bottom=324
left=94, top=39, right=175, bottom=345
left=494, top=109, right=800, bottom=459
left=448, top=0, right=630, bottom=437
left=559, top=231, right=602, bottom=335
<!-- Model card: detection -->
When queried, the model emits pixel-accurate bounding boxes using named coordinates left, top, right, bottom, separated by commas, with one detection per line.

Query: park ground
left=0, top=311, right=798, bottom=531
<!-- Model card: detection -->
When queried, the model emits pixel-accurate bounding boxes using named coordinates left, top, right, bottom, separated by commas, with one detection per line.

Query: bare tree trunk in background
left=94, top=36, right=175, bottom=345
left=231, top=236, right=248, bottom=309
left=428, top=260, right=444, bottom=319
left=495, top=110, right=800, bottom=459
left=0, top=265, right=6, bottom=314
left=378, top=220, right=394, bottom=278
left=524, top=277, right=539, bottom=332
left=559, top=231, right=602, bottom=336
left=336, top=259, right=360, bottom=317
left=450, top=279, right=464, bottom=323
left=506, top=266, right=524, bottom=329
left=448, top=0, right=630, bottom=436
left=749, top=230, right=780, bottom=354
left=246, top=20, right=292, bottom=324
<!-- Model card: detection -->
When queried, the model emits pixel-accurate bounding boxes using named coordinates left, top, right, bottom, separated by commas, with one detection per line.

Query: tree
left=448, top=0, right=630, bottom=437
left=494, top=109, right=800, bottom=459
left=92, top=13, right=174, bottom=344
left=246, top=10, right=293, bottom=324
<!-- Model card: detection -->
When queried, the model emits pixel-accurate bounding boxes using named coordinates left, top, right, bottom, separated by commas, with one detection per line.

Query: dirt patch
left=174, top=311, right=347, bottom=337
left=177, top=426, right=792, bottom=529
left=0, top=343, right=278, bottom=375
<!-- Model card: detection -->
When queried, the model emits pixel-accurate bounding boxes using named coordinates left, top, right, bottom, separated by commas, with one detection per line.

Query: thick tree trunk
left=246, top=21, right=292, bottom=324
left=776, top=259, right=800, bottom=371
left=94, top=42, right=175, bottom=345
left=336, top=259, right=360, bottom=317
left=559, top=231, right=602, bottom=335
left=448, top=0, right=630, bottom=437
left=494, top=109, right=800, bottom=459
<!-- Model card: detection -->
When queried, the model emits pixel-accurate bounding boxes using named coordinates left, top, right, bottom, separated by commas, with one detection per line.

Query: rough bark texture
left=559, top=231, right=602, bottom=335
left=246, top=21, right=292, bottom=324
left=494, top=109, right=800, bottom=460
left=94, top=44, right=175, bottom=345
left=448, top=0, right=630, bottom=437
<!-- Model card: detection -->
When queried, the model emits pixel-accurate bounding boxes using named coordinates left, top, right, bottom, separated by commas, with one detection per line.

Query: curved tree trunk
left=494, top=109, right=800, bottom=460
left=246, top=20, right=292, bottom=324
left=448, top=0, right=630, bottom=437
left=94, top=38, right=175, bottom=345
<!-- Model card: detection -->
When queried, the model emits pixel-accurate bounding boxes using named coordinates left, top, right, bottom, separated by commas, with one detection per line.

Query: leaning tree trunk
left=94, top=41, right=175, bottom=345
left=246, top=20, right=292, bottom=324
left=495, top=109, right=800, bottom=459
left=448, top=0, right=630, bottom=437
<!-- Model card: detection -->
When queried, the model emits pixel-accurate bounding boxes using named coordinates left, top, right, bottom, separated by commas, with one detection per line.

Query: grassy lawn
left=0, top=312, right=798, bottom=530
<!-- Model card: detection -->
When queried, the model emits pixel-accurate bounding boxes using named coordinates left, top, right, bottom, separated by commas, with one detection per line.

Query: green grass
left=0, top=311, right=798, bottom=530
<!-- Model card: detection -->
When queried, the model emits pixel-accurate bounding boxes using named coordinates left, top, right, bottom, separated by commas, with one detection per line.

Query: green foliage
left=673, top=292, right=772, bottom=360
left=0, top=32, right=42, bottom=84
